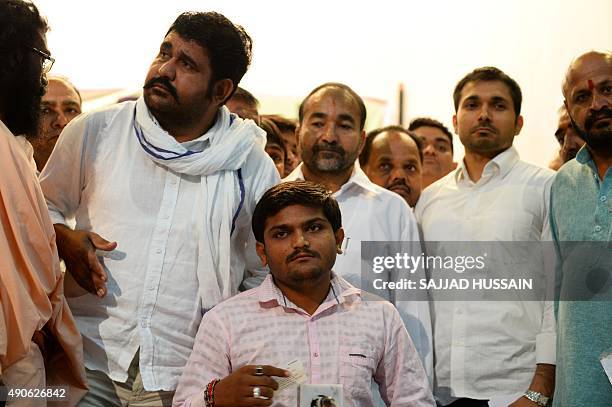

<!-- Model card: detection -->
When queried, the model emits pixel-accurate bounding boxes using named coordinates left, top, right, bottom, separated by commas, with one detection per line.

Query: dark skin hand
left=214, top=365, right=289, bottom=407
left=509, top=363, right=555, bottom=407
left=54, top=224, right=117, bottom=298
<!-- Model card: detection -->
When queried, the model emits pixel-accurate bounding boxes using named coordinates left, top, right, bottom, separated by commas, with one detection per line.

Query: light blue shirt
left=550, top=146, right=612, bottom=406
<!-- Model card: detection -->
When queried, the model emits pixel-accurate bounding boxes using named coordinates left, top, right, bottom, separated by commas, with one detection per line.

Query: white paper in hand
left=276, top=359, right=307, bottom=393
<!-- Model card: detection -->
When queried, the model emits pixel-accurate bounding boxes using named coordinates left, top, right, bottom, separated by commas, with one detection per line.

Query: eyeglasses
left=26, top=46, right=55, bottom=74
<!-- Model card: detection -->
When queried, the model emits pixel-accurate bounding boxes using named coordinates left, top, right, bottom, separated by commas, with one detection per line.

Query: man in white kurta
left=39, top=11, right=279, bottom=405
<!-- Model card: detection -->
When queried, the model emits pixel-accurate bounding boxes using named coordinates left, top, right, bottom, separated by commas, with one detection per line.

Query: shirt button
left=595, top=225, right=602, bottom=232
left=156, top=248, right=162, bottom=254
left=141, top=321, right=147, bottom=328
left=600, top=195, right=607, bottom=202
left=313, top=352, right=319, bottom=358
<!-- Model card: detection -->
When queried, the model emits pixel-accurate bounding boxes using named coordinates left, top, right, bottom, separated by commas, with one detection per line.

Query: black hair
left=260, top=117, right=286, bottom=153
left=408, top=117, right=454, bottom=153
left=0, top=0, right=48, bottom=93
left=0, top=0, right=49, bottom=137
left=252, top=181, right=342, bottom=244
left=359, top=125, right=423, bottom=166
left=453, top=66, right=522, bottom=119
left=167, top=12, right=252, bottom=100
left=264, top=114, right=297, bottom=134
left=230, top=86, right=259, bottom=108
left=298, top=82, right=366, bottom=130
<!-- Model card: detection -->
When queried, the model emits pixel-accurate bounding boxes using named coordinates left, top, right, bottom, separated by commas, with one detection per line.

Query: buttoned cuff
left=535, top=332, right=556, bottom=364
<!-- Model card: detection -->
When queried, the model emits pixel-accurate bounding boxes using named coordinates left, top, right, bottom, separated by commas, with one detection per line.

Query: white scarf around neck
left=135, top=97, right=265, bottom=309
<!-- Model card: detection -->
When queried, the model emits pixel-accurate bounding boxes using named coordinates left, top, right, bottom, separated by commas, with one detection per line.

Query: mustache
left=585, top=107, right=612, bottom=130
left=286, top=248, right=320, bottom=263
left=143, top=76, right=179, bottom=102
left=387, top=179, right=411, bottom=191
left=312, top=143, right=345, bottom=156
left=470, top=122, right=498, bottom=134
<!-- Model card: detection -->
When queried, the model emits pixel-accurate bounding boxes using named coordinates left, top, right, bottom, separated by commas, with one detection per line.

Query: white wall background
left=36, top=0, right=611, bottom=167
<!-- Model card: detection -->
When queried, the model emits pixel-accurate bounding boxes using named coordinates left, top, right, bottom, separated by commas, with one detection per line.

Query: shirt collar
left=575, top=144, right=594, bottom=165
left=284, top=162, right=379, bottom=195
left=455, top=145, right=520, bottom=184
left=257, top=273, right=361, bottom=313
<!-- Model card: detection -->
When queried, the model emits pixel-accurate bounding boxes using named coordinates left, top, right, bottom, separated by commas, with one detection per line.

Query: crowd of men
left=0, top=1, right=610, bottom=407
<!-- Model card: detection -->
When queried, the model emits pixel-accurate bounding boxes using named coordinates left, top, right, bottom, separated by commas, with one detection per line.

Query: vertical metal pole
left=398, top=83, right=405, bottom=126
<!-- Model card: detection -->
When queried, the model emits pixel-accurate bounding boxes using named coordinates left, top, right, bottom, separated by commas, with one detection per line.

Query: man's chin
left=585, top=129, right=612, bottom=153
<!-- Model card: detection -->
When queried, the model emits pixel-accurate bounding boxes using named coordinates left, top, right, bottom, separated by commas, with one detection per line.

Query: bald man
left=550, top=50, right=612, bottom=406
left=360, top=125, right=423, bottom=207
left=29, top=76, right=82, bottom=172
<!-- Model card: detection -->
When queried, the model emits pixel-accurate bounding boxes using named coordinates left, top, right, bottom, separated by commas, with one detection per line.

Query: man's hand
left=509, top=396, right=539, bottom=407
left=54, top=224, right=117, bottom=298
left=509, top=363, right=555, bottom=407
left=214, top=365, right=289, bottom=407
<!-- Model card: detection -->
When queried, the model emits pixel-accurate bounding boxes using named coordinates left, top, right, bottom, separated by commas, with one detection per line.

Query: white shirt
left=284, top=163, right=433, bottom=384
left=39, top=100, right=279, bottom=390
left=414, top=146, right=556, bottom=404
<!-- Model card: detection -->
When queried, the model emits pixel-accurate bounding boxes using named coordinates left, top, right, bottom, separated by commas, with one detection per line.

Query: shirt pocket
left=338, top=345, right=376, bottom=398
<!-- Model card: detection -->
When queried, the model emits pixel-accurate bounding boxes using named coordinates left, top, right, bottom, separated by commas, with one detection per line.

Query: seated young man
left=173, top=181, right=434, bottom=407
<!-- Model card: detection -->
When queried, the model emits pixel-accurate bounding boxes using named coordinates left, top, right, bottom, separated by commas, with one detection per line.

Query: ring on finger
left=255, top=365, right=264, bottom=376
left=253, top=386, right=261, bottom=398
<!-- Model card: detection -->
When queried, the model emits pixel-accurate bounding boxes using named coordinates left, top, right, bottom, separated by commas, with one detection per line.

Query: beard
left=306, top=143, right=357, bottom=173
left=3, top=64, right=46, bottom=137
left=583, top=107, right=612, bottom=154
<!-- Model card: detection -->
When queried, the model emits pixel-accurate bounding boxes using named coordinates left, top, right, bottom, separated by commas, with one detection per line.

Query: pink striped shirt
left=173, top=274, right=434, bottom=407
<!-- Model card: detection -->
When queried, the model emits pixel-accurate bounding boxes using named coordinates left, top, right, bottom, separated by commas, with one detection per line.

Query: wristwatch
left=524, top=390, right=551, bottom=406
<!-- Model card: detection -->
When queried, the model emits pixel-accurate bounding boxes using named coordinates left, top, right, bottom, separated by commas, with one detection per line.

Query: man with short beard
left=39, top=11, right=279, bottom=405
left=550, top=50, right=612, bottom=406
left=284, top=83, right=433, bottom=387
left=0, top=0, right=87, bottom=403
left=416, top=67, right=556, bottom=406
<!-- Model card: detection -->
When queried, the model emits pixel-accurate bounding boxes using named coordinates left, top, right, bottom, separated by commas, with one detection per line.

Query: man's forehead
left=564, top=53, right=612, bottom=92
left=374, top=131, right=416, bottom=149
left=460, top=80, right=512, bottom=101
left=304, top=88, right=360, bottom=117
left=266, top=205, right=327, bottom=227
left=44, top=79, right=78, bottom=97
left=162, top=31, right=208, bottom=58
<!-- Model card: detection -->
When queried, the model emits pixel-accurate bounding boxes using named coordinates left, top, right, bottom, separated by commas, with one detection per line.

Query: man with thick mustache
left=173, top=181, right=435, bottom=407
left=284, top=83, right=433, bottom=387
left=416, top=67, right=556, bottom=406
left=360, top=125, right=424, bottom=207
left=39, top=11, right=279, bottom=405
left=550, top=50, right=612, bottom=406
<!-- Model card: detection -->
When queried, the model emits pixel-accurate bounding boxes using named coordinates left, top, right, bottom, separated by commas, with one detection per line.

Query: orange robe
left=0, top=120, right=87, bottom=405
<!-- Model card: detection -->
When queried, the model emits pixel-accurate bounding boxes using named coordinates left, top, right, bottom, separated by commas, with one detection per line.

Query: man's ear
left=335, top=228, right=345, bottom=254
left=514, top=115, right=524, bottom=135
left=357, top=129, right=366, bottom=155
left=295, top=124, right=302, bottom=156
left=452, top=115, right=458, bottom=134
left=255, top=241, right=268, bottom=267
left=213, top=79, right=235, bottom=106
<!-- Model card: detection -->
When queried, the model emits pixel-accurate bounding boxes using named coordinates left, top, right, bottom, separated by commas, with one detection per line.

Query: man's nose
left=53, top=111, right=68, bottom=129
